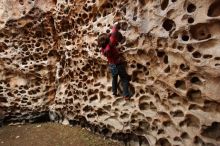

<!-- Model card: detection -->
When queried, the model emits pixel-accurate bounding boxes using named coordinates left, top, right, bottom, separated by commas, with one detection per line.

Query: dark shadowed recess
left=69, top=115, right=150, bottom=146
left=3, top=111, right=50, bottom=125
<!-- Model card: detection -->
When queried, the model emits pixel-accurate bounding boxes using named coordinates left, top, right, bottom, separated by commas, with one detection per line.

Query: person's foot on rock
left=124, top=96, right=131, bottom=100
left=113, top=93, right=120, bottom=97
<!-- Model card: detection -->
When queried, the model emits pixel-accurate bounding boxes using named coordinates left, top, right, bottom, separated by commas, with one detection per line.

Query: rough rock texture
left=1, top=0, right=220, bottom=145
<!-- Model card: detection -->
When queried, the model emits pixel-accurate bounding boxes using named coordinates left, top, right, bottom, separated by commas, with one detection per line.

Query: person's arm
left=109, top=24, right=120, bottom=47
left=101, top=47, right=107, bottom=57
left=101, top=45, right=111, bottom=57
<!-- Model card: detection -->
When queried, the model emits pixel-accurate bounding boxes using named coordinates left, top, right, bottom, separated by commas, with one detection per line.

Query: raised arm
left=109, top=24, right=120, bottom=47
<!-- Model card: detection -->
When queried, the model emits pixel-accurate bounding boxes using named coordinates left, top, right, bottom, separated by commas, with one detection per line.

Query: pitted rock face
left=0, top=0, right=220, bottom=145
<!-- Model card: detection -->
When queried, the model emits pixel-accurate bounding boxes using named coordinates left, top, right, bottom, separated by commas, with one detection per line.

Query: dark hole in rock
left=64, top=7, right=70, bottom=14
left=139, top=0, right=147, bottom=5
left=207, top=0, right=220, bottom=17
left=161, top=0, right=169, bottom=10
left=157, top=50, right=165, bottom=57
left=190, top=76, right=202, bottom=84
left=140, top=89, right=145, bottom=94
left=19, top=0, right=24, bottom=5
left=174, top=136, right=181, bottom=141
left=203, top=54, right=212, bottom=59
left=66, top=41, right=71, bottom=46
left=157, top=129, right=165, bottom=134
left=101, top=128, right=110, bottom=136
left=103, top=11, right=108, bottom=17
left=139, top=121, right=150, bottom=131
left=214, top=57, right=220, bottom=60
left=137, top=49, right=146, bottom=56
left=177, top=46, right=184, bottom=51
left=171, top=0, right=177, bottom=2
left=173, top=34, right=178, bottom=39
left=87, top=6, right=92, bottom=12
left=82, top=13, right=88, bottom=19
left=162, top=19, right=175, bottom=31
left=186, top=89, right=201, bottom=102
left=104, top=2, right=112, bottom=9
left=163, top=55, right=168, bottom=64
left=7, top=92, right=13, bottom=97
left=35, top=42, right=41, bottom=47
left=137, top=63, right=144, bottom=69
left=182, top=35, right=189, bottom=41
left=83, top=30, right=87, bottom=34
left=163, top=120, right=172, bottom=127
left=29, top=112, right=50, bottom=123
left=187, top=3, right=196, bottom=13
left=133, top=16, right=137, bottom=21
left=89, top=95, right=98, bottom=102
left=133, top=7, right=138, bottom=21
left=139, top=102, right=149, bottom=110
left=164, top=65, right=170, bottom=73
left=201, top=32, right=205, bottom=36
left=201, top=122, right=220, bottom=141
left=194, top=136, right=205, bottom=145
left=187, top=45, right=194, bottom=52
left=35, top=31, right=43, bottom=38
left=22, top=47, right=28, bottom=51
left=190, top=23, right=211, bottom=40
left=174, top=80, right=186, bottom=90
left=188, top=17, right=194, bottom=24
left=150, top=102, right=157, bottom=110
left=188, top=104, right=201, bottom=110
left=181, top=132, right=189, bottom=139
left=120, top=113, right=129, bottom=119
left=96, top=108, right=108, bottom=116
left=192, top=51, right=201, bottom=58
left=120, top=22, right=128, bottom=31
left=203, top=100, right=220, bottom=112
left=180, top=64, right=190, bottom=72
left=83, top=105, right=93, bottom=112
left=122, top=7, right=126, bottom=14
left=215, top=63, right=220, bottom=67
left=156, top=138, right=171, bottom=146
left=170, top=110, right=184, bottom=117
left=0, top=97, right=7, bottom=102
left=179, top=114, right=200, bottom=128
left=48, top=50, right=58, bottom=57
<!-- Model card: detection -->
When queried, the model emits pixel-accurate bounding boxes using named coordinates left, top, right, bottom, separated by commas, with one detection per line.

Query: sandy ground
left=0, top=123, right=124, bottom=146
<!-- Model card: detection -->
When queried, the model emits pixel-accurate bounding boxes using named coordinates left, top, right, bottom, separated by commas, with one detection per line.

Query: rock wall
left=1, top=0, right=220, bottom=145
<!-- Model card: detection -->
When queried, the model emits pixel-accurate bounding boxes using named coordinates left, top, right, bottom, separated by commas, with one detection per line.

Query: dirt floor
left=0, top=122, right=124, bottom=146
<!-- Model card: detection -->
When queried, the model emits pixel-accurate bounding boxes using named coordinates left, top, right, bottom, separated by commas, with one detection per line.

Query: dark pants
left=109, top=63, right=130, bottom=97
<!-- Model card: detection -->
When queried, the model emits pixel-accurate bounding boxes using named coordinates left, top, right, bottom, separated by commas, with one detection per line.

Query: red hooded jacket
left=101, top=26, right=121, bottom=64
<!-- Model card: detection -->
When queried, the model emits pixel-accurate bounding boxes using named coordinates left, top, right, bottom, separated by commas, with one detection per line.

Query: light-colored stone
left=0, top=0, right=220, bottom=146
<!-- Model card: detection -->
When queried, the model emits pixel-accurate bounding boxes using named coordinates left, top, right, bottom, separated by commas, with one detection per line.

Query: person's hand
left=113, top=22, right=121, bottom=30
left=116, top=23, right=121, bottom=30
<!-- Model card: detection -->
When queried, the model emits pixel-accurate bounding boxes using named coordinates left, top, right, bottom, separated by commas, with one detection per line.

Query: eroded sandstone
left=0, top=0, right=220, bottom=146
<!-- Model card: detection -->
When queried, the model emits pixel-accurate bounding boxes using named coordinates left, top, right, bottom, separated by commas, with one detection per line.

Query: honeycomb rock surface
left=1, top=0, right=220, bottom=145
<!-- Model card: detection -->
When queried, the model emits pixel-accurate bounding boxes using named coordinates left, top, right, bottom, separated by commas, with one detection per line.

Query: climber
left=97, top=23, right=131, bottom=100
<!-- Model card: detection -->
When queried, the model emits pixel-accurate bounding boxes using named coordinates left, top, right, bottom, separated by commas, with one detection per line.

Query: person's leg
left=112, top=75, right=118, bottom=95
left=117, top=64, right=130, bottom=97
left=109, top=64, right=118, bottom=95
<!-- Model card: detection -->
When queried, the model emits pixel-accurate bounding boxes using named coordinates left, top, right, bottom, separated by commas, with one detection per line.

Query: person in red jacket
left=98, top=23, right=130, bottom=100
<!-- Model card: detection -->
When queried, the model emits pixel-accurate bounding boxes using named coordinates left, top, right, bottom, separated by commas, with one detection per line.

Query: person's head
left=97, top=33, right=109, bottom=48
